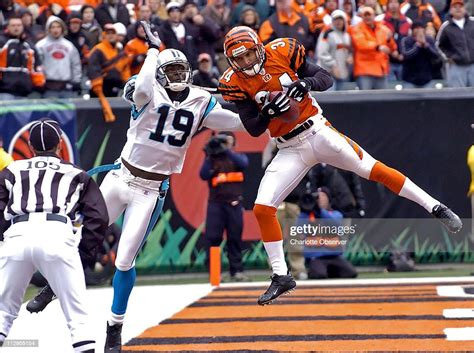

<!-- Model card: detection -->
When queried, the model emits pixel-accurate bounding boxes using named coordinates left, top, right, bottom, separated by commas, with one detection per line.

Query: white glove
left=140, top=21, right=161, bottom=50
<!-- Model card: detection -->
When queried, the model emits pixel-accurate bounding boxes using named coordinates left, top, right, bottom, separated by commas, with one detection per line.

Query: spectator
left=0, top=17, right=45, bottom=100
left=342, top=0, right=362, bottom=26
left=436, top=0, right=474, bottom=87
left=18, top=8, right=44, bottom=44
left=316, top=10, right=353, bottom=90
left=350, top=6, right=398, bottom=89
left=87, top=24, right=130, bottom=121
left=363, top=0, right=385, bottom=15
left=259, top=0, right=314, bottom=50
left=113, top=22, right=127, bottom=46
left=307, top=164, right=366, bottom=218
left=0, top=137, right=12, bottom=171
left=65, top=12, right=91, bottom=65
left=36, top=16, right=82, bottom=98
left=36, top=3, right=68, bottom=28
left=95, top=0, right=131, bottom=28
left=313, top=0, right=339, bottom=38
left=125, top=22, right=148, bottom=76
left=159, top=2, right=200, bottom=69
left=292, top=0, right=318, bottom=33
left=300, top=187, right=358, bottom=279
left=0, top=0, right=20, bottom=29
left=181, top=0, right=220, bottom=64
left=230, top=0, right=271, bottom=26
left=376, top=0, right=411, bottom=81
left=401, top=20, right=440, bottom=87
left=192, top=52, right=220, bottom=88
left=201, top=0, right=231, bottom=74
left=149, top=0, right=168, bottom=23
left=200, top=132, right=249, bottom=282
left=400, top=0, right=442, bottom=30
left=81, top=5, right=101, bottom=47
left=127, top=5, right=157, bottom=40
left=238, top=4, right=261, bottom=30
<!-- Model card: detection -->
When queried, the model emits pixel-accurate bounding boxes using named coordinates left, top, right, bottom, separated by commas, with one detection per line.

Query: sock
left=369, top=162, right=439, bottom=213
left=399, top=177, right=439, bottom=212
left=263, top=240, right=288, bottom=275
left=110, top=267, right=136, bottom=322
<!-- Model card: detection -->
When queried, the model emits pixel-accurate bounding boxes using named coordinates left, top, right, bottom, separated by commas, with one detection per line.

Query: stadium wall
left=1, top=89, right=473, bottom=271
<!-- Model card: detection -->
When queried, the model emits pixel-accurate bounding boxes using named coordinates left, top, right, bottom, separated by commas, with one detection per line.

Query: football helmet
left=223, top=26, right=265, bottom=77
left=156, top=49, right=192, bottom=91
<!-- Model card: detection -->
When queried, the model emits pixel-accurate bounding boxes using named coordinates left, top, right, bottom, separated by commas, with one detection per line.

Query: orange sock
left=369, top=161, right=406, bottom=194
left=253, top=204, right=283, bottom=242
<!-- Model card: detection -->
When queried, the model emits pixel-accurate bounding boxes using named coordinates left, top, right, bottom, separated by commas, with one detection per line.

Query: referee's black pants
left=205, top=200, right=244, bottom=276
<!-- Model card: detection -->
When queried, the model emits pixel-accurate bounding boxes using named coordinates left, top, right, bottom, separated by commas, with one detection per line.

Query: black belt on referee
left=276, top=119, right=314, bottom=143
left=12, top=214, right=68, bottom=224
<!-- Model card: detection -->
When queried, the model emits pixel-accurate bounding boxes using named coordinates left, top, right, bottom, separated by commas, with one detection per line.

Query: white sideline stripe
left=443, top=309, right=474, bottom=318
left=437, top=285, right=474, bottom=298
left=219, top=276, right=474, bottom=288
left=2, top=283, right=212, bottom=353
left=444, top=327, right=474, bottom=341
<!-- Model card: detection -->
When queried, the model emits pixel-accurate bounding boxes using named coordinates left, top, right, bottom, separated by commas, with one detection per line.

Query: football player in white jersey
left=103, top=22, right=244, bottom=352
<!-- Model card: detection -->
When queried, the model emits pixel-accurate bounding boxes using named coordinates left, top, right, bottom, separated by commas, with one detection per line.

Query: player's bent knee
left=115, top=261, right=134, bottom=272
left=369, top=161, right=406, bottom=194
left=253, top=204, right=283, bottom=242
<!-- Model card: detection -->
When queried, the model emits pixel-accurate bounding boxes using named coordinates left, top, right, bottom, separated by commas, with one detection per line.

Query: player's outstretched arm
left=203, top=106, right=245, bottom=131
left=133, top=21, right=161, bottom=108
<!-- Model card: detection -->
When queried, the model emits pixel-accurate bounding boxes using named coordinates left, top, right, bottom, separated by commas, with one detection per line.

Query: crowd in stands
left=0, top=0, right=473, bottom=103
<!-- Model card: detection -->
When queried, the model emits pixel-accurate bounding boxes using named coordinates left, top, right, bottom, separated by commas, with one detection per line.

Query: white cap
left=331, top=9, right=347, bottom=20
left=113, top=22, right=127, bottom=36
left=166, top=1, right=182, bottom=12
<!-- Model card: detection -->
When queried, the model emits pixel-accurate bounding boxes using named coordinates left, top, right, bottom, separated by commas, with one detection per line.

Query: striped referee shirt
left=0, top=152, right=108, bottom=248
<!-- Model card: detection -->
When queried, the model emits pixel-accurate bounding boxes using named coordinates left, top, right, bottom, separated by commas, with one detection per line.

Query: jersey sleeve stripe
left=197, top=96, right=218, bottom=130
left=131, top=102, right=149, bottom=120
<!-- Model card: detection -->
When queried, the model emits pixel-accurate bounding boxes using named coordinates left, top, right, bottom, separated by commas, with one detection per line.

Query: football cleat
left=26, top=284, right=57, bottom=313
left=257, top=272, right=296, bottom=306
left=432, top=204, right=462, bottom=234
left=105, top=322, right=122, bottom=352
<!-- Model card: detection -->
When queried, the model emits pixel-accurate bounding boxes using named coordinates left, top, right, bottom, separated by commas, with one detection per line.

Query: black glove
left=261, top=92, right=290, bottom=119
left=286, top=79, right=310, bottom=101
left=140, top=21, right=161, bottom=50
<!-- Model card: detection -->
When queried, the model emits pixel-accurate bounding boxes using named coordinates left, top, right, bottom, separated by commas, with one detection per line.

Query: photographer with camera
left=298, top=185, right=358, bottom=279
left=200, top=132, right=249, bottom=281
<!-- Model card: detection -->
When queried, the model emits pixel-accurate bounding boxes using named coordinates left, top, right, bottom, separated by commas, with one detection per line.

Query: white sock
left=399, top=177, right=439, bottom=212
left=108, top=313, right=125, bottom=326
left=263, top=240, right=288, bottom=275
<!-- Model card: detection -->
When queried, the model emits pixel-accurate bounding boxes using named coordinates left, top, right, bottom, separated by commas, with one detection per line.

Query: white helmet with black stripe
left=156, top=49, right=192, bottom=92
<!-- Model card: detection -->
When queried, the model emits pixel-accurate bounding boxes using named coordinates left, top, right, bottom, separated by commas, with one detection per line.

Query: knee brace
left=253, top=204, right=283, bottom=242
left=369, top=161, right=406, bottom=194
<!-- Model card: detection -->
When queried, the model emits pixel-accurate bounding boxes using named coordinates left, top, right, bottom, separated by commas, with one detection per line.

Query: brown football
left=268, top=91, right=300, bottom=123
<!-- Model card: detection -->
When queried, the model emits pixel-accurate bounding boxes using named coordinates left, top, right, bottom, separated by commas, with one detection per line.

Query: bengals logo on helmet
left=8, top=121, right=74, bottom=162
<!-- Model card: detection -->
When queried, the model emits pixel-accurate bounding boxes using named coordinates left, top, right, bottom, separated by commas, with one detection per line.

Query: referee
left=0, top=119, right=108, bottom=352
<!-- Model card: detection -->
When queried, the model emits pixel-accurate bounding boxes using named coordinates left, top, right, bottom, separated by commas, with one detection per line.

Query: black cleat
left=257, top=273, right=296, bottom=306
left=432, top=204, right=462, bottom=234
left=105, top=323, right=122, bottom=352
left=26, top=284, right=56, bottom=313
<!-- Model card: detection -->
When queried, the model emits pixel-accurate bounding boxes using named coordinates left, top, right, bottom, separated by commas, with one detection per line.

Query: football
left=267, top=91, right=300, bottom=123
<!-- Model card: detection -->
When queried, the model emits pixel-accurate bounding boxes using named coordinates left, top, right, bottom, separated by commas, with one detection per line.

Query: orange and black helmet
left=223, top=26, right=265, bottom=77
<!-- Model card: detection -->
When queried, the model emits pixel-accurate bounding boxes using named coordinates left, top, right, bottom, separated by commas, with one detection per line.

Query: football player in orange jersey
left=219, top=26, right=462, bottom=305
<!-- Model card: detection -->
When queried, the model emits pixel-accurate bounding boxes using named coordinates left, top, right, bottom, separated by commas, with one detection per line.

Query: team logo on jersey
left=259, top=68, right=272, bottom=82
left=8, top=121, right=74, bottom=162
